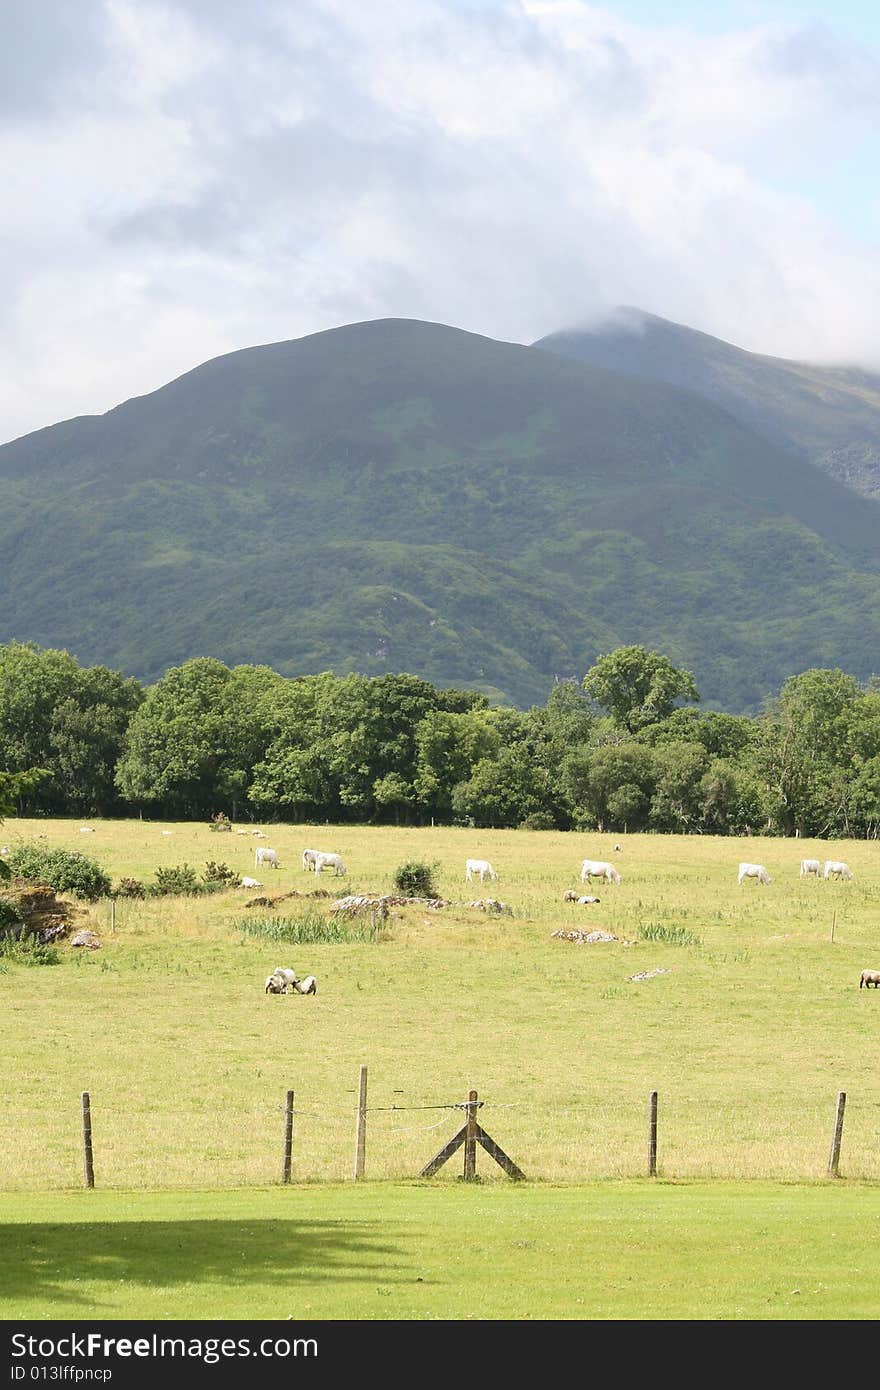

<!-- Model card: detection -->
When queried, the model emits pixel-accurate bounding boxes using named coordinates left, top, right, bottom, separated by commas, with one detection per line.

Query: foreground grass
left=2, top=1183, right=879, bottom=1321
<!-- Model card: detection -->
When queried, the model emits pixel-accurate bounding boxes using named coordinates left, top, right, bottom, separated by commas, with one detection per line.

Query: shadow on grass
left=0, top=1219, right=407, bottom=1310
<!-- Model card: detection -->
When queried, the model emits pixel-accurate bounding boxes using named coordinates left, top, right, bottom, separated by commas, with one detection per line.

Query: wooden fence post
left=281, top=1089, right=294, bottom=1184
left=354, top=1065, right=368, bottom=1180
left=463, top=1089, right=478, bottom=1180
left=81, top=1091, right=95, bottom=1189
left=648, top=1090, right=658, bottom=1177
left=828, top=1091, right=846, bottom=1177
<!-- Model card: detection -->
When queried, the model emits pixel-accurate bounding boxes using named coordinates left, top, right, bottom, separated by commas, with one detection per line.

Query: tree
left=583, top=646, right=699, bottom=734
left=561, top=741, right=655, bottom=831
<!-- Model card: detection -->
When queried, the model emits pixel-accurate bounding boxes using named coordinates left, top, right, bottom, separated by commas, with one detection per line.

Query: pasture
left=2, top=818, right=880, bottom=1319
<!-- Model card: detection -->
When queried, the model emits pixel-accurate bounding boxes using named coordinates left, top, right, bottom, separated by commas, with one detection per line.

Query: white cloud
left=1, top=0, right=879, bottom=442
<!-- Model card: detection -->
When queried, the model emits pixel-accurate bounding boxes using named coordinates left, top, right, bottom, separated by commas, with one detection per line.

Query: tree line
left=1, top=640, right=879, bottom=837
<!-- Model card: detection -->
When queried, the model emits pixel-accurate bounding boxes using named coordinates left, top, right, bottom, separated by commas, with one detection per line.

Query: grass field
left=2, top=817, right=879, bottom=1319
left=3, top=1183, right=880, bottom=1321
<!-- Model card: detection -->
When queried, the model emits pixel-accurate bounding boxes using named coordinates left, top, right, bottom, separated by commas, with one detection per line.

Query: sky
left=2, top=0, right=880, bottom=444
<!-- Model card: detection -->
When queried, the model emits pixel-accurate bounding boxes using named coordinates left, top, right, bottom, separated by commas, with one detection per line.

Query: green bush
left=0, top=934, right=61, bottom=966
left=518, top=812, right=557, bottom=831
left=202, top=861, right=237, bottom=886
left=151, top=863, right=200, bottom=896
left=0, top=897, right=23, bottom=939
left=209, top=813, right=232, bottom=832
left=5, top=845, right=111, bottom=901
left=392, top=860, right=438, bottom=897
left=113, top=877, right=147, bottom=899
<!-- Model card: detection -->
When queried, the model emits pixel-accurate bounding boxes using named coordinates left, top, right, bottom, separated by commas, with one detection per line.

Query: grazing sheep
left=563, top=890, right=580, bottom=902
left=577, top=895, right=601, bottom=905
left=266, top=966, right=299, bottom=994
left=79, top=826, right=95, bottom=834
left=738, top=862, right=771, bottom=886
left=824, top=860, right=853, bottom=880
left=295, top=975, right=318, bottom=995
left=614, top=843, right=622, bottom=852
left=859, top=969, right=880, bottom=989
left=800, top=858, right=822, bottom=877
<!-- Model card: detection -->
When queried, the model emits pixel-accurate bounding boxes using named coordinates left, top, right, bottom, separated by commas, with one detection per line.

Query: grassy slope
left=4, top=320, right=880, bottom=709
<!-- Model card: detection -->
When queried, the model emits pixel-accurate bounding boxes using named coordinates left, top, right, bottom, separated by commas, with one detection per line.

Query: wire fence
left=2, top=1075, right=879, bottom=1190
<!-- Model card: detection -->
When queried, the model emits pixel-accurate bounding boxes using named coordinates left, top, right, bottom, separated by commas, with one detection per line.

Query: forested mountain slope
left=3, top=317, right=880, bottom=711
left=536, top=308, right=880, bottom=500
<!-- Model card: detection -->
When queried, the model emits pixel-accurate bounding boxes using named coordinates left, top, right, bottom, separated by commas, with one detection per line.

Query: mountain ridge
left=3, top=314, right=880, bottom=712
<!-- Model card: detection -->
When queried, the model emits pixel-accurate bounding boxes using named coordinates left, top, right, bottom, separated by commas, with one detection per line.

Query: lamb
left=859, top=969, right=880, bottom=989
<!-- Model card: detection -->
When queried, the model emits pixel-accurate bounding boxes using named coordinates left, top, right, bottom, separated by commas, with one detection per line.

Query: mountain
left=535, top=307, right=880, bottom=500
left=3, top=316, right=880, bottom=712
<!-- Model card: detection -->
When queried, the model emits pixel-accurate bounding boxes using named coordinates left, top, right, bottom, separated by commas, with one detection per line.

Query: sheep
left=563, top=890, right=580, bottom=902
left=295, top=975, right=318, bottom=995
left=577, top=895, right=601, bottom=905
left=266, top=966, right=299, bottom=994
left=738, top=862, right=771, bottom=885
left=800, top=858, right=822, bottom=877
left=255, top=847, right=281, bottom=870
left=824, top=860, right=853, bottom=880
left=859, top=969, right=880, bottom=989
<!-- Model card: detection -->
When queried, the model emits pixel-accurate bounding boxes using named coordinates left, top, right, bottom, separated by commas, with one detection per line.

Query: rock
left=70, top=929, right=101, bottom=950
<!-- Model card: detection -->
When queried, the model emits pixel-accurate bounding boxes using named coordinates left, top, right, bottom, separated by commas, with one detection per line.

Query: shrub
left=0, top=934, right=61, bottom=966
left=113, top=877, right=147, bottom=899
left=209, top=812, right=232, bottom=832
left=392, top=860, right=438, bottom=897
left=202, top=861, right=237, bottom=886
left=0, top=897, right=24, bottom=939
left=151, top=863, right=200, bottom=896
left=518, top=812, right=557, bottom=831
left=5, top=845, right=111, bottom=901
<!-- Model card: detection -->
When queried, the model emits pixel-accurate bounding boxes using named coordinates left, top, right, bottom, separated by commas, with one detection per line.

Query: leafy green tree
left=451, top=744, right=555, bottom=828
left=751, top=668, right=860, bottom=835
left=698, top=759, right=766, bottom=834
left=116, top=658, right=276, bottom=817
left=561, top=741, right=656, bottom=830
left=649, top=740, right=710, bottom=831
left=582, top=646, right=699, bottom=734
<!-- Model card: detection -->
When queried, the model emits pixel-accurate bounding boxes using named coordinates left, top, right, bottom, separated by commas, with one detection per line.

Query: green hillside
left=3, top=317, right=880, bottom=711
left=535, top=308, right=880, bottom=499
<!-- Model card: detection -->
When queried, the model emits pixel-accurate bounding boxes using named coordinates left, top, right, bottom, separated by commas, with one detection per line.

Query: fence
left=0, top=1077, right=872, bottom=1191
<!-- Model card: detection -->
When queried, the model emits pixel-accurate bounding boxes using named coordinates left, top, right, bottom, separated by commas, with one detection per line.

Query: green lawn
left=2, top=1183, right=879, bottom=1321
